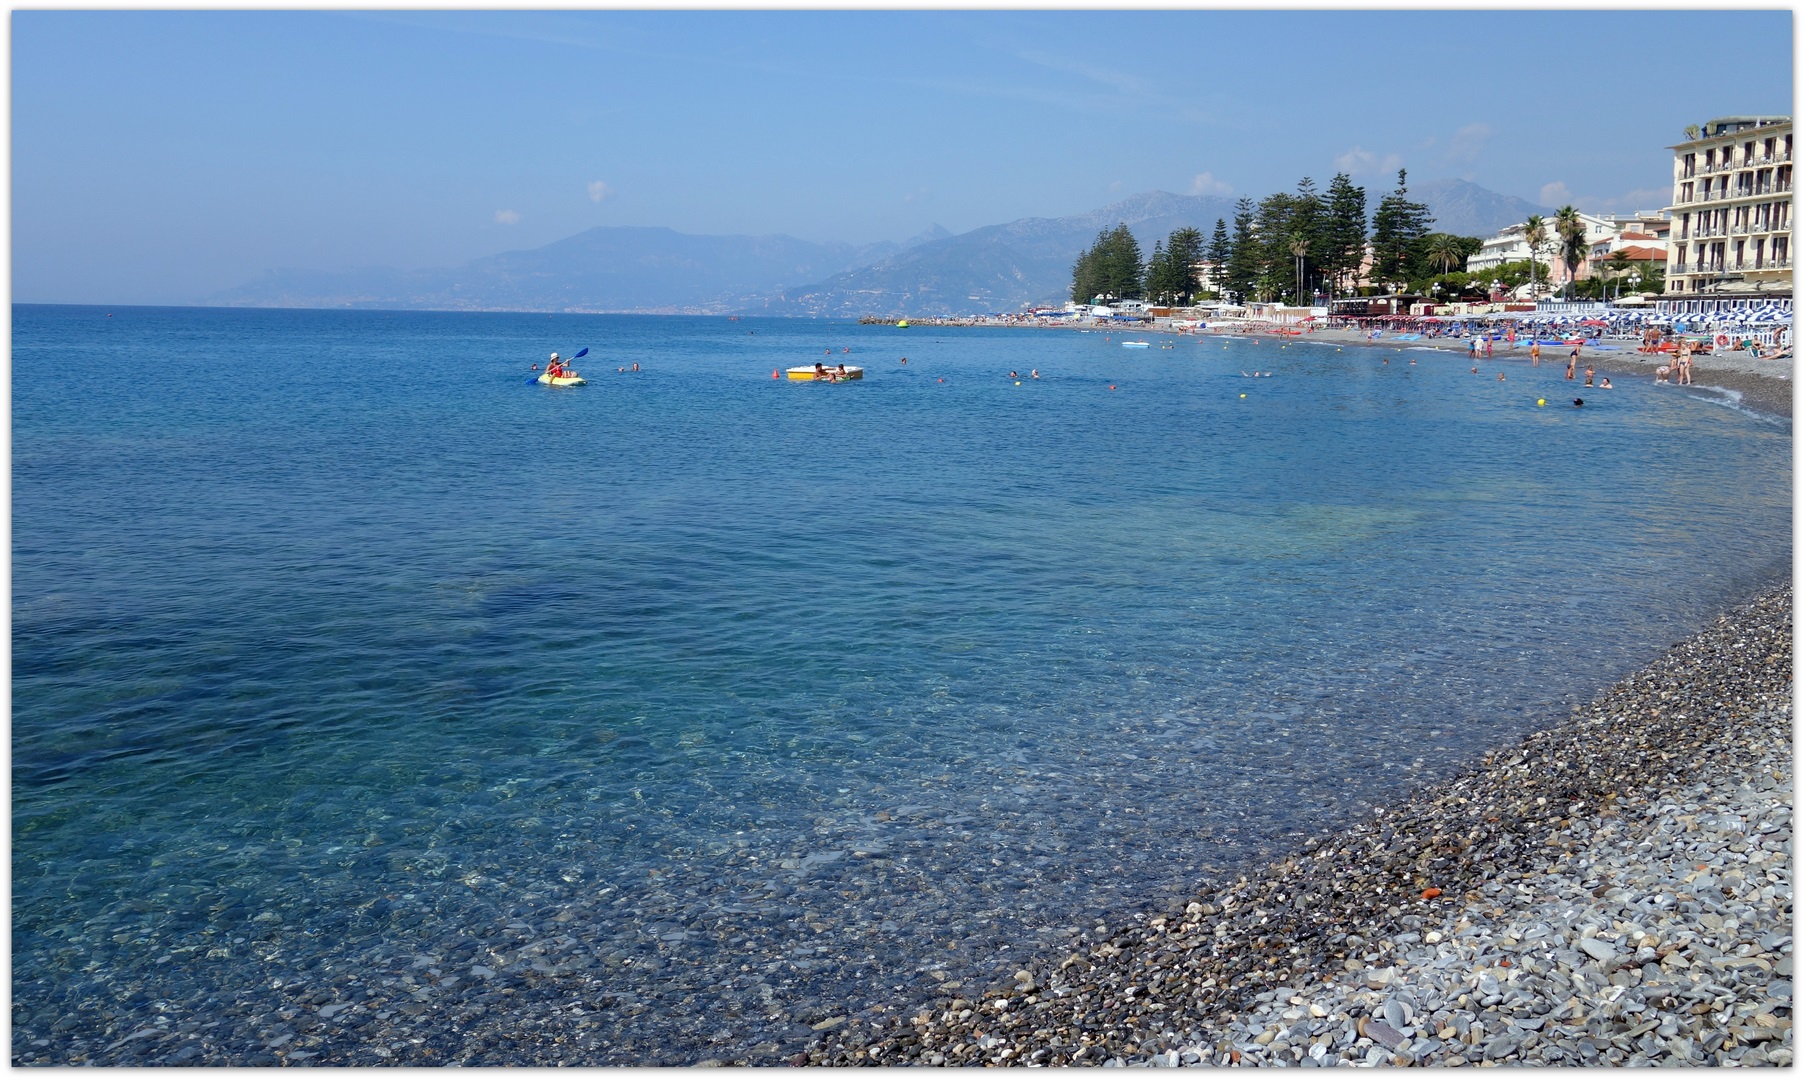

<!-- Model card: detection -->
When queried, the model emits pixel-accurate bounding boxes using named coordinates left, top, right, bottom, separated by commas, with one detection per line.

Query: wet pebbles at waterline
left=814, top=585, right=1793, bottom=1067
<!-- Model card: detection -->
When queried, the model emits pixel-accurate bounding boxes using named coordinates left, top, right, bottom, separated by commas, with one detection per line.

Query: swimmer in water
left=1599, top=377, right=1613, bottom=389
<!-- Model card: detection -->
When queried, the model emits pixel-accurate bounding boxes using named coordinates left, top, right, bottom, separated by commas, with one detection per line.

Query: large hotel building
left=1662, top=116, right=1792, bottom=311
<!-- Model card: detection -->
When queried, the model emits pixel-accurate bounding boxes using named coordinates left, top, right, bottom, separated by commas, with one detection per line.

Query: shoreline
left=934, top=319, right=1796, bottom=420
left=1294, top=325, right=1794, bottom=420
left=811, top=581, right=1794, bottom=1066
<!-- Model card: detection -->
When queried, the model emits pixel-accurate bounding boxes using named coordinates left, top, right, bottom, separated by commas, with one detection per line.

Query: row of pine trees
left=1072, top=170, right=1493, bottom=306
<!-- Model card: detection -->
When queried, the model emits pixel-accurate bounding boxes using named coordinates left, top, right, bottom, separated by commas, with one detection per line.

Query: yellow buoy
left=1536, top=398, right=1546, bottom=407
left=1240, top=393, right=1247, bottom=398
left=1014, top=381, right=1021, bottom=386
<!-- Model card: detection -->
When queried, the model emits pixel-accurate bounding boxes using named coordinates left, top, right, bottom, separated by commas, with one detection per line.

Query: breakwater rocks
left=812, top=584, right=1793, bottom=1067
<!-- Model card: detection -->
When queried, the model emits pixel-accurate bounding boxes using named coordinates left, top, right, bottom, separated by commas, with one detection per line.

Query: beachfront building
left=1662, top=115, right=1792, bottom=311
left=1466, top=212, right=1624, bottom=292
left=1191, top=259, right=1225, bottom=297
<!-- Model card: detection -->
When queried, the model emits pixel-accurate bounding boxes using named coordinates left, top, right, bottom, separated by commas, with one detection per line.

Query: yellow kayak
left=786, top=365, right=864, bottom=381
left=537, top=372, right=586, bottom=386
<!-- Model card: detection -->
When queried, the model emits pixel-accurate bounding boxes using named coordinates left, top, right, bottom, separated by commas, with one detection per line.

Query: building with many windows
left=1663, top=116, right=1792, bottom=305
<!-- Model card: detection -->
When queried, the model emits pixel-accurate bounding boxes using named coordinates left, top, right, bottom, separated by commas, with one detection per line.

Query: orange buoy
left=772, top=369, right=780, bottom=379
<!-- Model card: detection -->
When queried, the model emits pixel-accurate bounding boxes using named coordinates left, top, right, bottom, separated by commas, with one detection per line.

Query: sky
left=11, top=8, right=1796, bottom=305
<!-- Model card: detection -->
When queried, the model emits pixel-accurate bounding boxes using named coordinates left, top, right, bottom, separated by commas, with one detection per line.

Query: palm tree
left=1522, top=215, right=1548, bottom=299
left=1605, top=250, right=1633, bottom=300
left=1289, top=237, right=1309, bottom=305
left=1554, top=206, right=1587, bottom=300
left=1427, top=233, right=1466, bottom=276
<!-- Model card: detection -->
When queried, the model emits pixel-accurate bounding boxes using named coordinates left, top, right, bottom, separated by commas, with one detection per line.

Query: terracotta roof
left=1607, top=246, right=1666, bottom=261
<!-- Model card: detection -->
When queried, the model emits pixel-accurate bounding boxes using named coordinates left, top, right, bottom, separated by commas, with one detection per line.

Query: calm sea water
left=12, top=305, right=1792, bottom=1063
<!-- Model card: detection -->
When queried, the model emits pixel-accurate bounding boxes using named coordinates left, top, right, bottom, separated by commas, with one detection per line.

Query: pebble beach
left=811, top=584, right=1793, bottom=1067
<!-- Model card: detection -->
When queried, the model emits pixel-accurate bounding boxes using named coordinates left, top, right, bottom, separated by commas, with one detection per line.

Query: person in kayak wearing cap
left=547, top=352, right=564, bottom=379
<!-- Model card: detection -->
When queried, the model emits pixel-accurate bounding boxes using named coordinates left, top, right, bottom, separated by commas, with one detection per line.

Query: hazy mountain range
left=211, top=179, right=1552, bottom=317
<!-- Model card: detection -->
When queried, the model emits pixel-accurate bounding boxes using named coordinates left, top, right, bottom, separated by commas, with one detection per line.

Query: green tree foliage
left=1369, top=169, right=1435, bottom=290
left=1207, top=218, right=1231, bottom=276
left=1554, top=206, right=1587, bottom=299
left=1253, top=192, right=1301, bottom=302
left=1224, top=198, right=1259, bottom=303
left=1521, top=215, right=1549, bottom=298
left=1143, top=226, right=1205, bottom=305
left=1426, top=233, right=1470, bottom=275
left=1322, top=172, right=1368, bottom=297
left=1289, top=176, right=1326, bottom=303
left=1070, top=223, right=1146, bottom=303
left=1071, top=230, right=1105, bottom=304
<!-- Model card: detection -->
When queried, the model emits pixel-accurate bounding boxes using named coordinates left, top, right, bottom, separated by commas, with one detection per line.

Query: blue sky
left=12, top=9, right=1794, bottom=305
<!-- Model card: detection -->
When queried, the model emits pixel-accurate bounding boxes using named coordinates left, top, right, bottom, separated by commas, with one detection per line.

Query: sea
left=11, top=305, right=1793, bottom=1064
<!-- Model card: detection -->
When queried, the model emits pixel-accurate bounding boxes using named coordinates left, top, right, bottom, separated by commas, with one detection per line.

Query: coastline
left=1229, top=325, right=1794, bottom=420
left=935, top=318, right=1795, bottom=420
left=811, top=582, right=1794, bottom=1066
left=1294, top=326, right=1794, bottom=420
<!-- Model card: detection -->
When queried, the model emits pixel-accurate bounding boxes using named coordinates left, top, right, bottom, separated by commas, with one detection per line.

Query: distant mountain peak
left=903, top=223, right=952, bottom=249
left=1412, top=178, right=1552, bottom=237
left=210, top=180, right=1550, bottom=315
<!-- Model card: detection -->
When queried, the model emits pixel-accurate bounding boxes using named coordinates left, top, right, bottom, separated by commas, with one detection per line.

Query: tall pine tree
left=1223, top=198, right=1259, bottom=304
left=1101, top=223, right=1144, bottom=300
left=1206, top=218, right=1231, bottom=296
left=1323, top=172, right=1368, bottom=297
left=1369, top=169, right=1434, bottom=291
left=1254, top=193, right=1300, bottom=302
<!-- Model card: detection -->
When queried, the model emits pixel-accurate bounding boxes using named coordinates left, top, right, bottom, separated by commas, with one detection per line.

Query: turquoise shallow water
left=11, top=306, right=1792, bottom=1063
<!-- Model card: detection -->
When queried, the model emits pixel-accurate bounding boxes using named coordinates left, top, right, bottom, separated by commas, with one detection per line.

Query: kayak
left=537, top=372, right=586, bottom=386
left=786, top=365, right=864, bottom=381
left=1121, top=341, right=1151, bottom=349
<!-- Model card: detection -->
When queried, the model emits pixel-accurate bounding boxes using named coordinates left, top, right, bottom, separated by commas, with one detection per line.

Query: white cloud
left=494, top=209, right=522, bottom=225
left=1539, top=181, right=1574, bottom=207
left=1333, top=146, right=1403, bottom=176
left=1447, top=123, right=1492, bottom=164
left=1188, top=171, right=1232, bottom=197
left=587, top=180, right=612, bottom=203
